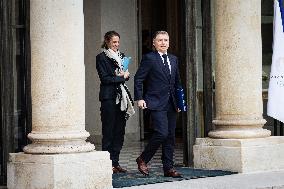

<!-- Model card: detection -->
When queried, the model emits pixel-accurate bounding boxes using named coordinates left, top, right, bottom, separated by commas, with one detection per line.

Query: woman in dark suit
left=96, top=31, right=134, bottom=173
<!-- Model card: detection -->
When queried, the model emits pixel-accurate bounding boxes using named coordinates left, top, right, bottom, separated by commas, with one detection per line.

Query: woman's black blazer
left=96, top=52, right=126, bottom=101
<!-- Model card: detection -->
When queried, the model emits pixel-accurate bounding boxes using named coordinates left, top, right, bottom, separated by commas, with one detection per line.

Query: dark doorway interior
left=0, top=0, right=31, bottom=186
left=140, top=0, right=186, bottom=140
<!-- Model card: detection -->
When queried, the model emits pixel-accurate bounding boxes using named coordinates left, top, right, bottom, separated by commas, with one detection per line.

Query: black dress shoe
left=164, top=169, right=182, bottom=178
left=112, top=165, right=127, bottom=173
left=136, top=157, right=149, bottom=176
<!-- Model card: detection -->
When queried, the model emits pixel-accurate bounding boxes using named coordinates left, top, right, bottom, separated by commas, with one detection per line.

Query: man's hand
left=177, top=108, right=181, bottom=112
left=137, top=100, right=147, bottom=109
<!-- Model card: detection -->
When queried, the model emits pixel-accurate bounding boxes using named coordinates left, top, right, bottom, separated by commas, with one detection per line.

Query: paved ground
left=2, top=141, right=283, bottom=189
left=122, top=170, right=284, bottom=189
left=107, top=141, right=284, bottom=189
left=96, top=141, right=184, bottom=171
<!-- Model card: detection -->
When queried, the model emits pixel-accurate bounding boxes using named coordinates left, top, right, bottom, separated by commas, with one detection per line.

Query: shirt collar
left=157, top=51, right=167, bottom=56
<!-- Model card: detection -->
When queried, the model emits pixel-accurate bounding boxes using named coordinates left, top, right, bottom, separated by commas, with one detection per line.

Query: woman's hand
left=123, top=71, right=130, bottom=79
left=116, top=70, right=125, bottom=77
left=116, top=70, right=130, bottom=79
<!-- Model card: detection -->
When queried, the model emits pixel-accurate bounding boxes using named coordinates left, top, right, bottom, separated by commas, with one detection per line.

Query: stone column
left=23, top=0, right=94, bottom=154
left=209, top=0, right=270, bottom=139
left=8, top=1, right=112, bottom=188
left=193, top=0, right=284, bottom=173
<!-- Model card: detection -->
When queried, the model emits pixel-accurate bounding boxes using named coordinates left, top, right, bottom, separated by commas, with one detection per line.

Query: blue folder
left=122, top=57, right=131, bottom=71
left=175, top=87, right=187, bottom=111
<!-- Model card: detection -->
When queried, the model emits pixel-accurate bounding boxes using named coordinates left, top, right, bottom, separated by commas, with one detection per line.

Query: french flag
left=267, top=0, right=284, bottom=123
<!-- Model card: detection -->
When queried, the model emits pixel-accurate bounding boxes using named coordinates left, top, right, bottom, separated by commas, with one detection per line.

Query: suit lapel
left=168, top=54, right=176, bottom=81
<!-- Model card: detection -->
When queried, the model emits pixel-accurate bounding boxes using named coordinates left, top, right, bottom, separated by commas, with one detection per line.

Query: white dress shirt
left=158, top=51, right=171, bottom=73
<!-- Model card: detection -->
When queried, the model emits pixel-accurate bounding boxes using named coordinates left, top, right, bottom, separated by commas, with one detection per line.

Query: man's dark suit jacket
left=134, top=51, right=181, bottom=111
left=96, top=52, right=126, bottom=101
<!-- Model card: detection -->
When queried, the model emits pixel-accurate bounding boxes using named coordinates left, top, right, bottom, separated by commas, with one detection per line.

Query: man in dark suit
left=134, top=31, right=182, bottom=177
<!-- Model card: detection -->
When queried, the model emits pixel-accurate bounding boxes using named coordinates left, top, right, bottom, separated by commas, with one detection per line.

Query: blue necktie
left=162, top=54, right=171, bottom=75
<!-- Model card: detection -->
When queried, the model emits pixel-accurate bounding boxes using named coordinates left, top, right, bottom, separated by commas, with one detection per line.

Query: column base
left=208, top=128, right=271, bottom=139
left=211, top=119, right=270, bottom=139
left=193, top=136, right=284, bottom=173
left=7, top=151, right=112, bottom=189
left=23, top=141, right=95, bottom=154
left=23, top=131, right=96, bottom=154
